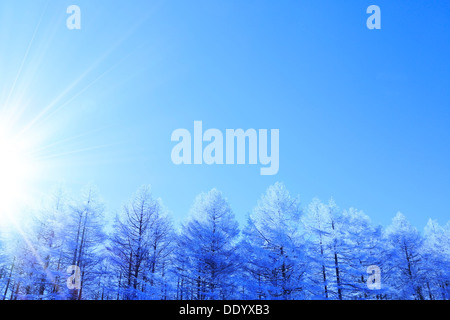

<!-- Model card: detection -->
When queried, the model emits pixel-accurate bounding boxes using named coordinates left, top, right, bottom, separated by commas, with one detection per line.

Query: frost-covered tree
left=334, top=207, right=386, bottom=300
left=0, top=181, right=447, bottom=300
left=1, top=237, right=21, bottom=300
left=421, top=219, right=450, bottom=300
left=110, top=186, right=174, bottom=300
left=0, top=223, right=10, bottom=298
left=241, top=182, right=306, bottom=300
left=30, top=187, right=70, bottom=300
left=90, top=248, right=117, bottom=300
left=301, top=198, right=386, bottom=300
left=65, top=185, right=106, bottom=300
left=302, top=198, right=349, bottom=300
left=175, top=189, right=240, bottom=300
left=301, top=198, right=332, bottom=299
left=0, top=191, right=65, bottom=300
left=385, top=212, right=426, bottom=300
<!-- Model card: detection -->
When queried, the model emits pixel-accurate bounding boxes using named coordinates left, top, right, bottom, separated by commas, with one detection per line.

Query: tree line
left=0, top=182, right=448, bottom=300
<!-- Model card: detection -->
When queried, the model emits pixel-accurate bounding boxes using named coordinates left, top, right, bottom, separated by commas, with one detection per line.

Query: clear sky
left=0, top=0, right=449, bottom=229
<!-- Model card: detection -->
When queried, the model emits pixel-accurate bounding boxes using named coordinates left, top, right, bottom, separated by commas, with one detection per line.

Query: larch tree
left=241, top=182, right=306, bottom=300
left=65, top=185, right=106, bottom=300
left=421, top=219, right=450, bottom=300
left=175, top=188, right=240, bottom=300
left=301, top=198, right=381, bottom=300
left=31, top=187, right=70, bottom=299
left=0, top=181, right=447, bottom=300
left=110, top=185, right=174, bottom=300
left=335, top=207, right=386, bottom=300
left=301, top=198, right=332, bottom=299
left=385, top=212, right=426, bottom=300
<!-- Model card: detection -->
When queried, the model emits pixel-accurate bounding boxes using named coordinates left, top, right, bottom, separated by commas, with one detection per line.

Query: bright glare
left=0, top=131, right=35, bottom=222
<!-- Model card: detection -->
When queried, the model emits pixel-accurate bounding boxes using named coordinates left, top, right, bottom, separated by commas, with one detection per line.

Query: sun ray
left=7, top=216, right=65, bottom=300
left=0, top=2, right=154, bottom=232
left=18, top=17, right=150, bottom=139
left=3, top=3, right=48, bottom=110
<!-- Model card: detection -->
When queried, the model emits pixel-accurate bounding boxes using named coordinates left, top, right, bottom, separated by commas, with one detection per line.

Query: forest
left=0, top=182, right=448, bottom=300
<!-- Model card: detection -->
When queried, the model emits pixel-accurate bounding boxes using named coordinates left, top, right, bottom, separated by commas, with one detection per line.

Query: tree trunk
left=2, top=257, right=15, bottom=300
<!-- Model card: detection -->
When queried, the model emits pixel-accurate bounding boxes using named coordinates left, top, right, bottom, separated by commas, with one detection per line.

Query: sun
left=0, top=129, right=36, bottom=222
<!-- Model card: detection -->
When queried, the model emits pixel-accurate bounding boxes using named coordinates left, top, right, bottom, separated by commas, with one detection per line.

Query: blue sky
left=0, top=0, right=449, bottom=229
